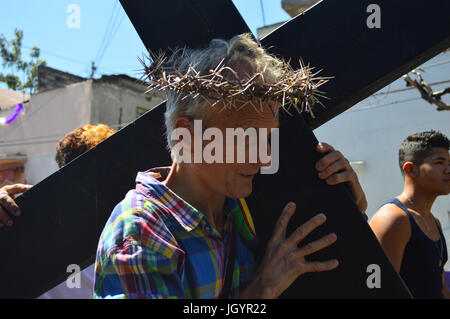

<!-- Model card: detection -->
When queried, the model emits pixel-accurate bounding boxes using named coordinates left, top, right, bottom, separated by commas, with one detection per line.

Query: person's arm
left=0, top=184, right=33, bottom=227
left=369, top=204, right=411, bottom=271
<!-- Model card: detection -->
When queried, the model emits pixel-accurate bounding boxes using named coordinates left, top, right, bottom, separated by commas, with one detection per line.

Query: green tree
left=0, top=28, right=46, bottom=94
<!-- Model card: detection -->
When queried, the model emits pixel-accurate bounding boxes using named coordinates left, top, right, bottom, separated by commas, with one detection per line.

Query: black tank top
left=384, top=198, right=448, bottom=299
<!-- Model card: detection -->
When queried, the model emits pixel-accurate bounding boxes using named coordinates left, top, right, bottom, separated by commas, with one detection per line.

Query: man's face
left=415, top=147, right=450, bottom=196
left=189, top=100, right=279, bottom=199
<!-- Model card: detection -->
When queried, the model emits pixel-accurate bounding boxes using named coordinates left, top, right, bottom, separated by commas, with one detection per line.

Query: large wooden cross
left=1, top=0, right=449, bottom=298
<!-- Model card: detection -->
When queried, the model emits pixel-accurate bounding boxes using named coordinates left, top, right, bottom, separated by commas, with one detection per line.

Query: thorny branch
left=139, top=51, right=331, bottom=118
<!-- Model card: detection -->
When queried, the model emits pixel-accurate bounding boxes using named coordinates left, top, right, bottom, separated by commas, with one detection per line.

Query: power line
left=260, top=0, right=266, bottom=26
left=22, top=44, right=125, bottom=78
left=403, top=70, right=450, bottom=111
left=94, top=1, right=119, bottom=65
left=94, top=3, right=125, bottom=70
left=367, top=51, right=450, bottom=97
left=22, top=44, right=88, bottom=66
left=105, top=65, right=140, bottom=69
left=97, top=12, right=125, bottom=68
left=372, top=79, right=450, bottom=96
left=22, top=3, right=125, bottom=79
left=420, top=58, right=450, bottom=70
left=346, top=97, right=422, bottom=113
left=351, top=77, right=450, bottom=112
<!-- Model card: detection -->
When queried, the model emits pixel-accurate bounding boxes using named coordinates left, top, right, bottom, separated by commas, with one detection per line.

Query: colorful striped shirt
left=94, top=167, right=258, bottom=298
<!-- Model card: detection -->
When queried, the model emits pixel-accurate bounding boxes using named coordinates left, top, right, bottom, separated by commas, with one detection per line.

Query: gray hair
left=164, top=33, right=283, bottom=154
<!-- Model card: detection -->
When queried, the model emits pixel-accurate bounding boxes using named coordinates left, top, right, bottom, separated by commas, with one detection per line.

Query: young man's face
left=415, top=147, right=450, bottom=196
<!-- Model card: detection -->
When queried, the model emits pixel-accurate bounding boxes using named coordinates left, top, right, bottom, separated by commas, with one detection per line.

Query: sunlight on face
left=192, top=100, right=279, bottom=198
left=417, top=147, right=450, bottom=196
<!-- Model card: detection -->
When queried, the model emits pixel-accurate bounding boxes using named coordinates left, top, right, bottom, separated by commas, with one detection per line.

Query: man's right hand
left=240, top=202, right=338, bottom=299
left=0, top=184, right=33, bottom=227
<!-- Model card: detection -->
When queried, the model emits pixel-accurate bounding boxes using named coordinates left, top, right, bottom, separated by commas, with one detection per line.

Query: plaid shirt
left=94, top=167, right=258, bottom=299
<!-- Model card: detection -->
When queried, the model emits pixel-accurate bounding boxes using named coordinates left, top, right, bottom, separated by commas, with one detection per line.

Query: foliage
left=0, top=28, right=46, bottom=94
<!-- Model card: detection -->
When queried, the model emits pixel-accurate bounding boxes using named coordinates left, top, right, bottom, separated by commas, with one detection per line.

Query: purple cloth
left=446, top=272, right=450, bottom=290
left=5, top=104, right=24, bottom=124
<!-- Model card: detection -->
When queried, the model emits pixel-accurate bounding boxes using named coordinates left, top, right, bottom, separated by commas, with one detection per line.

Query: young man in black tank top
left=370, top=130, right=450, bottom=299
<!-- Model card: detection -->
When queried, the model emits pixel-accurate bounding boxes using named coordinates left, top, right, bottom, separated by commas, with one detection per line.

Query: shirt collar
left=135, top=167, right=234, bottom=232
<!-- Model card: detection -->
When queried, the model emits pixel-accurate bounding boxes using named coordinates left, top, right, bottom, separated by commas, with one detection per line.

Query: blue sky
left=0, top=0, right=290, bottom=86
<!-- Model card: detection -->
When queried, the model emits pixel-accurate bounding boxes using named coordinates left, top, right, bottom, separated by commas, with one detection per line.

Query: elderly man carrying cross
left=94, top=34, right=367, bottom=299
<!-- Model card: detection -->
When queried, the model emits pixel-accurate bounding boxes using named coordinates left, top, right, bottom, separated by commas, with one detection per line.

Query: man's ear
left=173, top=117, right=194, bottom=140
left=174, top=116, right=193, bottom=130
left=172, top=116, right=194, bottom=152
left=403, top=162, right=418, bottom=177
left=169, top=117, right=195, bottom=163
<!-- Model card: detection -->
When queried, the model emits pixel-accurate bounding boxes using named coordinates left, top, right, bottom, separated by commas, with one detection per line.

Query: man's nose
left=445, top=163, right=450, bottom=174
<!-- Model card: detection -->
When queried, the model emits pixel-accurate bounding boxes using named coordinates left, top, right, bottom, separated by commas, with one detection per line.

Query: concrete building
left=37, top=66, right=86, bottom=92
left=0, top=66, right=165, bottom=186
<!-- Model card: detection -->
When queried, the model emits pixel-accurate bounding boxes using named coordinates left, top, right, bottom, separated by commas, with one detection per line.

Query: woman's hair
left=164, top=33, right=284, bottom=153
left=398, top=130, right=449, bottom=175
left=55, top=124, right=116, bottom=168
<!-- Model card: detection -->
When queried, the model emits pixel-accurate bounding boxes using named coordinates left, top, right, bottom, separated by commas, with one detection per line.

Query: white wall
left=90, top=81, right=164, bottom=129
left=314, top=97, right=450, bottom=216
left=25, top=153, right=59, bottom=185
left=0, top=80, right=93, bottom=184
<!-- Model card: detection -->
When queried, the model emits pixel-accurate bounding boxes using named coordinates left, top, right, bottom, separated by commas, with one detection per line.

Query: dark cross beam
left=2, top=0, right=449, bottom=298
left=261, top=0, right=450, bottom=128
left=118, top=0, right=251, bottom=52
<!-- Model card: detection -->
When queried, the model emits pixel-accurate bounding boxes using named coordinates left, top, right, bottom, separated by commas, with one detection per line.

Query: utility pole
left=89, top=61, right=97, bottom=79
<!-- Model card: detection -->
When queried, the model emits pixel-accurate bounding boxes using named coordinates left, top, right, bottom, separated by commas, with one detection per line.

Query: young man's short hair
left=398, top=130, right=450, bottom=175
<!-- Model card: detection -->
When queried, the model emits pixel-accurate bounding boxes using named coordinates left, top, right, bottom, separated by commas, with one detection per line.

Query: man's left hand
left=0, top=184, right=33, bottom=227
left=315, top=142, right=368, bottom=214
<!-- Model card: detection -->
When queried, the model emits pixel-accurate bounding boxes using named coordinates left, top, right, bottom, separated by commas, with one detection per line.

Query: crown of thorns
left=140, top=51, right=330, bottom=118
